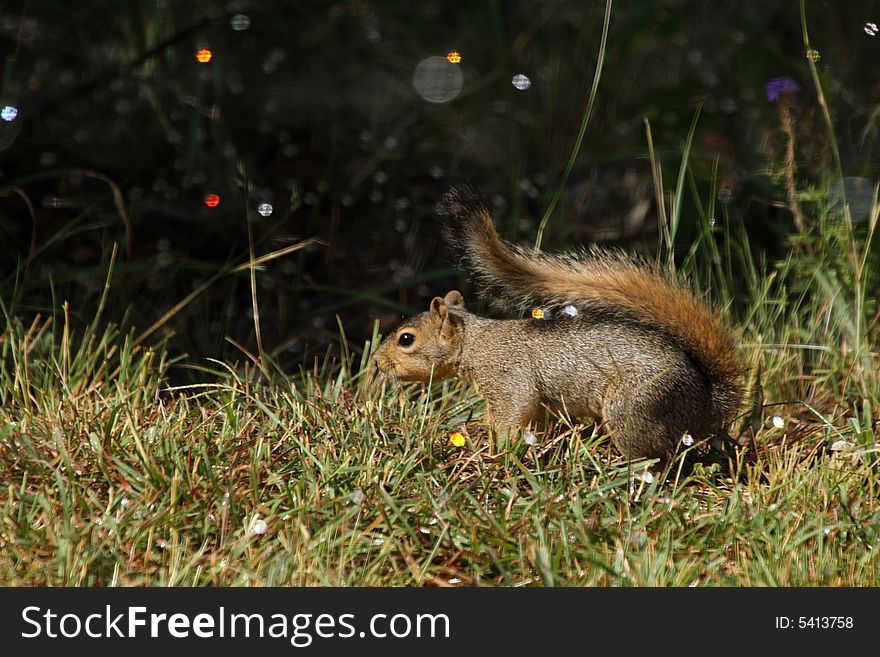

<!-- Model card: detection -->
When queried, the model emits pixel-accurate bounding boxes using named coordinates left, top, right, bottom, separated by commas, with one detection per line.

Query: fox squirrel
left=374, top=188, right=744, bottom=467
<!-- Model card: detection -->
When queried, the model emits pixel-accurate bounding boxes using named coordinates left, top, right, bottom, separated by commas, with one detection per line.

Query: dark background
left=1, top=0, right=878, bottom=374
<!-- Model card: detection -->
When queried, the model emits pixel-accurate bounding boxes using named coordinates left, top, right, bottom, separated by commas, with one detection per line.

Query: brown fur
left=375, top=189, right=745, bottom=468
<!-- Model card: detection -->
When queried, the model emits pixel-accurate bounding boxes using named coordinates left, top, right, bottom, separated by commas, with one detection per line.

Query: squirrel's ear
left=444, top=290, right=465, bottom=309
left=429, top=296, right=459, bottom=340
left=429, top=296, right=448, bottom=323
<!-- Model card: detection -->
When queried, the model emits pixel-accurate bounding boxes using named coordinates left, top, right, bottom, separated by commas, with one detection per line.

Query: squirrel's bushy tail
left=438, top=187, right=744, bottom=422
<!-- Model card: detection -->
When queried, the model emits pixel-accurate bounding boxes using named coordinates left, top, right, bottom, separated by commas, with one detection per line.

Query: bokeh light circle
left=412, top=56, right=463, bottom=104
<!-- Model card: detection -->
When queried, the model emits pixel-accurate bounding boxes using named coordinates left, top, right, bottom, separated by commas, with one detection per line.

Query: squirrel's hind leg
left=601, top=395, right=679, bottom=470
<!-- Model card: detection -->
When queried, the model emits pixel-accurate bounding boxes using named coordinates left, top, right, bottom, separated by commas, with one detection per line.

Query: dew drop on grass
left=511, top=74, right=531, bottom=90
left=681, top=433, right=694, bottom=446
left=351, top=489, right=365, bottom=505
left=806, top=49, right=820, bottom=62
left=524, top=431, right=538, bottom=446
left=230, top=14, right=251, bottom=31
left=252, top=518, right=269, bottom=535
left=865, top=22, right=878, bottom=36
left=771, top=415, right=785, bottom=429
left=257, top=202, right=273, bottom=217
left=0, top=105, right=18, bottom=121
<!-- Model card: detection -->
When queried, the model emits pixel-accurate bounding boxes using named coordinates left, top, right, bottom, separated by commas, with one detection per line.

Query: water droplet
left=251, top=518, right=269, bottom=535
left=230, top=14, right=251, bottom=31
left=806, top=49, right=820, bottom=63
left=257, top=202, right=273, bottom=217
left=1, top=105, right=19, bottom=121
left=771, top=415, right=785, bottom=429
left=412, top=56, right=464, bottom=104
left=524, top=431, right=538, bottom=446
left=634, top=471, right=654, bottom=484
left=351, top=489, right=365, bottom=505
left=195, top=48, right=212, bottom=63
left=562, top=305, right=578, bottom=317
left=511, top=74, right=532, bottom=90
left=204, top=193, right=220, bottom=208
left=865, top=22, right=878, bottom=36
left=708, top=216, right=716, bottom=227
left=717, top=188, right=733, bottom=204
left=681, top=433, right=694, bottom=446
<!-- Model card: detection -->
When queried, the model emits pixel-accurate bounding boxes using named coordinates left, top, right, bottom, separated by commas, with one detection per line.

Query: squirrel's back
left=438, top=187, right=744, bottom=425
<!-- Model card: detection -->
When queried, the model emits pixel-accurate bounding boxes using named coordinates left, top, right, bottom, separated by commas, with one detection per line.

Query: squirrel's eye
left=397, top=332, right=416, bottom=347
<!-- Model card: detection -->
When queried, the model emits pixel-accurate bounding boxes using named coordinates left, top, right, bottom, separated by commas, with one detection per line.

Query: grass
left=2, top=191, right=880, bottom=586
